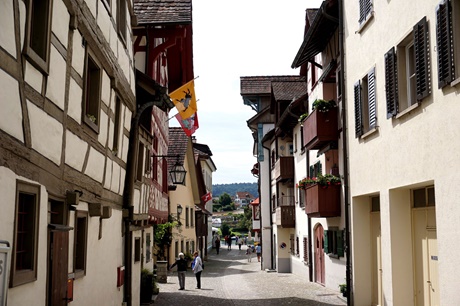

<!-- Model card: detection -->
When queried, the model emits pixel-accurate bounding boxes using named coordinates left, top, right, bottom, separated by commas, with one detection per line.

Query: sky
left=171, top=0, right=323, bottom=184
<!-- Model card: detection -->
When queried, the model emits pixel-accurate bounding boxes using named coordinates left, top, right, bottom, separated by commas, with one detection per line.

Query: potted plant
left=339, top=283, right=347, bottom=297
left=312, top=99, right=337, bottom=112
left=298, top=112, right=309, bottom=123
left=140, top=268, right=155, bottom=303
left=297, top=174, right=341, bottom=190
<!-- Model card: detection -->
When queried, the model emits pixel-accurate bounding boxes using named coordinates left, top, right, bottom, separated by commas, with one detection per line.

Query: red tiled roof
left=240, top=76, right=305, bottom=96
left=271, top=80, right=307, bottom=101
left=134, top=0, right=192, bottom=25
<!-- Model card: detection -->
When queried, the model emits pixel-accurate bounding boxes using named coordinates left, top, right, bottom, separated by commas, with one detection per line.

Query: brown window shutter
left=414, top=17, right=430, bottom=100
left=385, top=47, right=398, bottom=118
left=354, top=80, right=363, bottom=138
left=368, top=68, right=377, bottom=129
left=436, top=0, right=455, bottom=88
left=303, top=237, right=309, bottom=264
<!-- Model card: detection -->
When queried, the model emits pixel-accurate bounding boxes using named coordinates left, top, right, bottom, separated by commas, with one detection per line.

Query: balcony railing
left=273, top=156, right=294, bottom=182
left=302, top=108, right=338, bottom=151
left=275, top=196, right=295, bottom=228
left=305, top=184, right=341, bottom=217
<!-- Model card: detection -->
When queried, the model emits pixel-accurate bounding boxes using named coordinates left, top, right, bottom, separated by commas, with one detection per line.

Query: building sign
left=280, top=242, right=287, bottom=249
left=0, top=241, right=11, bottom=306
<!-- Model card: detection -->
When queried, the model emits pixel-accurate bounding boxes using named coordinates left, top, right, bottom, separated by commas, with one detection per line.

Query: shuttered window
left=385, top=47, right=398, bottom=118
left=354, top=68, right=376, bottom=138
left=324, top=229, right=345, bottom=258
left=414, top=17, right=430, bottom=100
left=303, top=237, right=309, bottom=264
left=436, top=0, right=455, bottom=88
left=359, top=0, right=373, bottom=24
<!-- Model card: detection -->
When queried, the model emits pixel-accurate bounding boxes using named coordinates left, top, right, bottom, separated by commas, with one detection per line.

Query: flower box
left=305, top=184, right=341, bottom=217
left=302, top=108, right=338, bottom=151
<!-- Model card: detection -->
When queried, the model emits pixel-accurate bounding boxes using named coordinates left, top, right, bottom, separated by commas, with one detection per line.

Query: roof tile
left=134, top=0, right=192, bottom=25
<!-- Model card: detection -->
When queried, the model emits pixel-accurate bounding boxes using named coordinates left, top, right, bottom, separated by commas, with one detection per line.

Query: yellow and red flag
left=169, top=80, right=197, bottom=119
left=175, top=112, right=199, bottom=136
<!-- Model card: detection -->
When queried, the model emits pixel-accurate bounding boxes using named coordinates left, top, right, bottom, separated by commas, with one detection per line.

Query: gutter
left=262, top=139, right=274, bottom=270
left=338, top=0, right=352, bottom=304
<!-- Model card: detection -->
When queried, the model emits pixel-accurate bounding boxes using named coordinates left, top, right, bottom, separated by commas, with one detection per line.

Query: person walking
left=227, top=236, right=232, bottom=250
left=237, top=237, right=244, bottom=250
left=215, top=236, right=221, bottom=254
left=255, top=244, right=262, bottom=262
left=168, top=252, right=188, bottom=290
left=191, top=251, right=203, bottom=289
left=246, top=246, right=252, bottom=262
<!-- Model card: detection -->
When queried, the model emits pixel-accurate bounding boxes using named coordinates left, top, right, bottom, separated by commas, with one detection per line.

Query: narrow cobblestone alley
left=153, top=245, right=346, bottom=306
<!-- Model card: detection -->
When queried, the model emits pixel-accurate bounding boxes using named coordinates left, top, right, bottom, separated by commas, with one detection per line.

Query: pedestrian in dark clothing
left=169, top=252, right=188, bottom=290
left=215, top=236, right=221, bottom=254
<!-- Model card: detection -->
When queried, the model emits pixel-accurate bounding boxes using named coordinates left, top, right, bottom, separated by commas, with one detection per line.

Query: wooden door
left=48, top=228, right=70, bottom=306
left=371, top=212, right=383, bottom=306
left=427, top=230, right=439, bottom=306
left=315, top=225, right=325, bottom=284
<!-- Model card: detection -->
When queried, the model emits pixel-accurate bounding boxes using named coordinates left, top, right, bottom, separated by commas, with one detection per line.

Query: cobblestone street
left=154, top=246, right=346, bottom=306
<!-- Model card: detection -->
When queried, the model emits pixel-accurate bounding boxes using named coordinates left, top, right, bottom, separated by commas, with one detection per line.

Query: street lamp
left=177, top=204, right=183, bottom=215
left=154, top=154, right=187, bottom=185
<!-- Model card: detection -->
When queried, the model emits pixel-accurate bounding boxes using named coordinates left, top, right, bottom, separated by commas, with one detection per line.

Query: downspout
left=338, top=0, right=352, bottom=304
left=306, top=150, right=313, bottom=282
left=262, top=141, right=274, bottom=270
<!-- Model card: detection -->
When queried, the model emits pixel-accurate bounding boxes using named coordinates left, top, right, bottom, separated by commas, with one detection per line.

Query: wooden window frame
left=117, top=0, right=127, bottom=46
left=83, top=51, right=102, bottom=133
left=112, top=95, right=122, bottom=155
left=10, top=181, right=40, bottom=287
left=185, top=207, right=190, bottom=227
left=436, top=0, right=456, bottom=88
left=386, top=17, right=430, bottom=118
left=358, top=0, right=374, bottom=26
left=146, top=233, right=151, bottom=263
left=74, top=211, right=88, bottom=278
left=24, top=0, right=52, bottom=73
left=303, top=237, right=309, bottom=264
left=413, top=186, right=436, bottom=208
left=134, top=237, right=141, bottom=262
left=298, top=186, right=305, bottom=208
left=190, top=208, right=194, bottom=227
left=324, top=228, right=344, bottom=258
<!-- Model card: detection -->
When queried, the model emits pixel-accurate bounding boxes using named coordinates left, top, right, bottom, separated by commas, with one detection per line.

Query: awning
left=195, top=205, right=212, bottom=215
left=291, top=0, right=339, bottom=68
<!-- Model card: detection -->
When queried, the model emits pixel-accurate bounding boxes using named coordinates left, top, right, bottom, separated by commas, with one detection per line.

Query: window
left=175, top=241, right=179, bottom=258
left=385, top=17, right=430, bottom=118
left=303, top=237, right=309, bottom=264
left=359, top=0, right=373, bottom=25
left=83, top=53, right=102, bottom=131
left=254, top=205, right=260, bottom=220
left=290, top=234, right=295, bottom=255
left=298, top=186, right=305, bottom=208
left=11, top=182, right=40, bottom=287
left=186, top=241, right=190, bottom=254
left=113, top=96, right=121, bottom=154
left=354, top=67, right=377, bottom=138
left=309, top=161, right=322, bottom=178
left=190, top=208, right=194, bottom=227
left=74, top=211, right=88, bottom=278
left=134, top=238, right=141, bottom=262
left=324, top=228, right=344, bottom=258
left=413, top=186, right=436, bottom=208
left=296, top=236, right=300, bottom=256
left=117, top=0, right=127, bottom=44
left=371, top=196, right=380, bottom=212
left=436, top=0, right=456, bottom=88
left=146, top=234, right=151, bottom=262
left=24, top=0, right=52, bottom=72
left=185, top=207, right=189, bottom=227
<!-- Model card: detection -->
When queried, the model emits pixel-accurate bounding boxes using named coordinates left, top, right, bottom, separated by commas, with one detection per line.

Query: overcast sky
left=171, top=0, right=323, bottom=185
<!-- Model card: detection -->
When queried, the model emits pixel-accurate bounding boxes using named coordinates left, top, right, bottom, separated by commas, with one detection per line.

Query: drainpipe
left=262, top=140, right=274, bottom=270
left=338, top=0, right=352, bottom=304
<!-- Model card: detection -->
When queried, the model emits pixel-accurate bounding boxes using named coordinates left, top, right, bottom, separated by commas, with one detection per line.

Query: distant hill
left=212, top=182, right=258, bottom=198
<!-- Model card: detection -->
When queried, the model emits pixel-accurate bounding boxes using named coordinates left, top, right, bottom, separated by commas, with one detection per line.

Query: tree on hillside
left=219, top=193, right=232, bottom=206
left=221, top=223, right=230, bottom=237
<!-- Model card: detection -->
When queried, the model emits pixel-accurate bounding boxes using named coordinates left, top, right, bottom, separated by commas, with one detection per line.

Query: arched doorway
left=315, top=224, right=325, bottom=284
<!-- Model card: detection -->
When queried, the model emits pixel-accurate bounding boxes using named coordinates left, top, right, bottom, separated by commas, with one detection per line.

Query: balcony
left=275, top=196, right=295, bottom=228
left=302, top=108, right=338, bottom=151
left=305, top=184, right=340, bottom=217
left=273, top=156, right=294, bottom=182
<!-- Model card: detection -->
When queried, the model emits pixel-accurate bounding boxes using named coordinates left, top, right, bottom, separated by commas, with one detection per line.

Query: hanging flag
left=169, top=80, right=197, bottom=119
left=201, top=192, right=212, bottom=203
left=175, top=112, right=199, bottom=136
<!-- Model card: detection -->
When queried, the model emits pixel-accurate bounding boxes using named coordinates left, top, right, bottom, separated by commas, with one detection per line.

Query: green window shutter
left=354, top=80, right=363, bottom=138
left=323, top=230, right=329, bottom=254
left=384, top=47, right=398, bottom=118
left=337, top=230, right=344, bottom=257
left=413, top=17, right=430, bottom=100
left=309, top=165, right=314, bottom=178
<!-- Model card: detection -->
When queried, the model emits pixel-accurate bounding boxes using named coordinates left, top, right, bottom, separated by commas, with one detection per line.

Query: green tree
left=219, top=193, right=232, bottom=206
left=237, top=205, right=253, bottom=231
left=221, top=223, right=230, bottom=236
left=153, top=217, right=179, bottom=260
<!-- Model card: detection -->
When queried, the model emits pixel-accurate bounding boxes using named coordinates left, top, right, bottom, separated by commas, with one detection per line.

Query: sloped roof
left=271, top=81, right=308, bottom=101
left=134, top=0, right=192, bottom=25
left=236, top=191, right=255, bottom=199
left=240, top=76, right=305, bottom=96
left=167, top=127, right=188, bottom=173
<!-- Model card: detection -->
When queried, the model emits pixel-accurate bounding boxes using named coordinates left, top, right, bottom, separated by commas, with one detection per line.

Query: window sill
left=450, top=77, right=460, bottom=88
left=395, top=102, right=420, bottom=119
left=356, top=12, right=374, bottom=34
left=360, top=127, right=378, bottom=139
